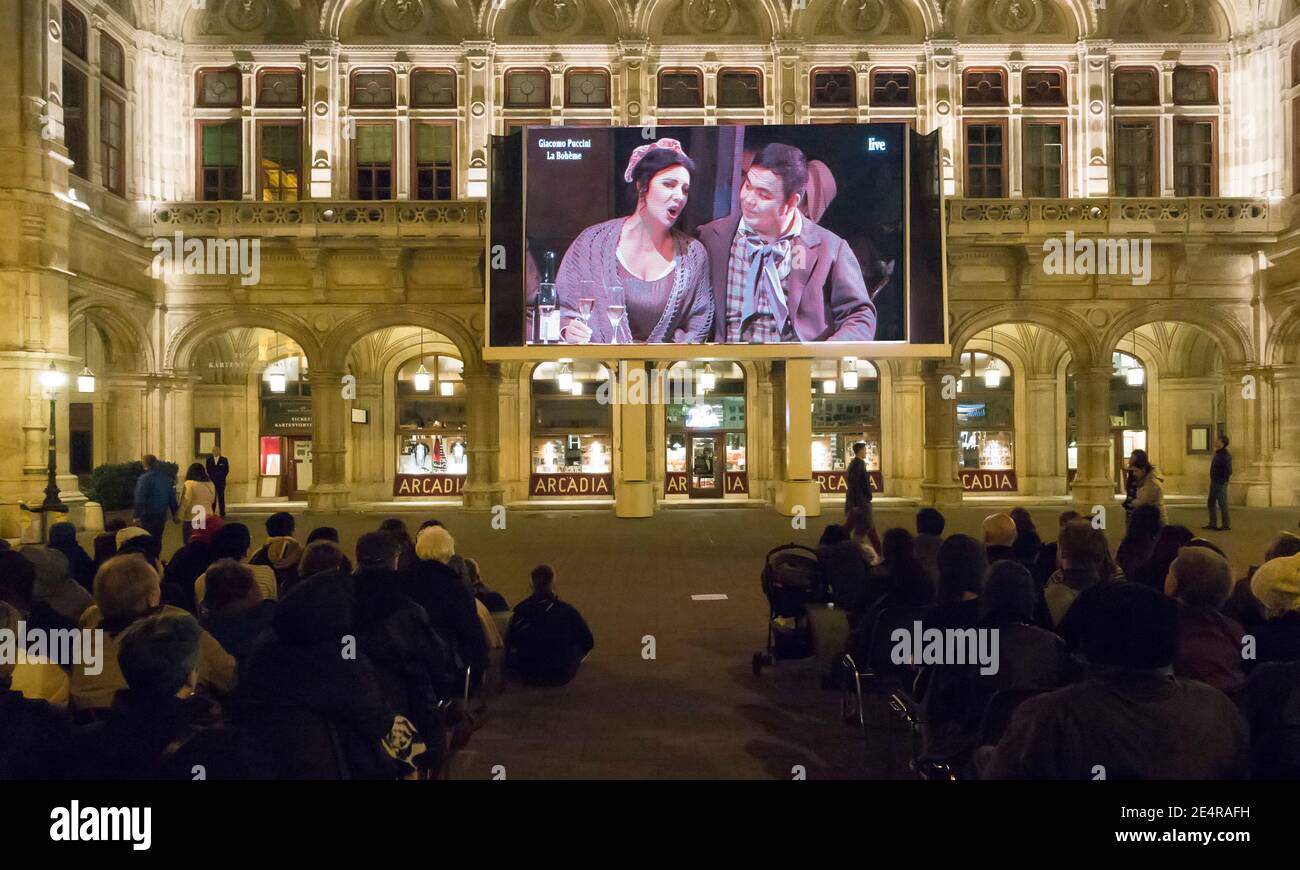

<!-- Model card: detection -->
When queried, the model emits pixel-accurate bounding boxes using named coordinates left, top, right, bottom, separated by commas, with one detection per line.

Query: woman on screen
left=557, top=138, right=713, bottom=344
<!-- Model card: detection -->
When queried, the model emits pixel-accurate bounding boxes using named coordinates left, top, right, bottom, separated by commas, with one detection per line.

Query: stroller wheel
left=751, top=652, right=765, bottom=676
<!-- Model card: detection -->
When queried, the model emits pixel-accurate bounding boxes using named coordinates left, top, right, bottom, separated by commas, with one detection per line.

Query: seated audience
left=93, top=518, right=128, bottom=566
left=1248, top=551, right=1300, bottom=664
left=117, top=533, right=165, bottom=576
left=249, top=511, right=303, bottom=590
left=307, top=526, right=340, bottom=545
left=19, top=543, right=92, bottom=628
left=353, top=532, right=458, bottom=773
left=235, top=569, right=398, bottom=779
left=928, top=534, right=988, bottom=630
left=292, top=541, right=352, bottom=591
left=161, top=515, right=224, bottom=613
left=194, top=523, right=277, bottom=606
left=865, top=527, right=936, bottom=616
left=1, top=600, right=70, bottom=707
left=464, top=557, right=509, bottom=613
left=1117, top=504, right=1162, bottom=582
left=1165, top=547, right=1246, bottom=695
left=1044, top=520, right=1114, bottom=632
left=70, top=555, right=237, bottom=715
left=404, top=525, right=490, bottom=692
left=1236, top=661, right=1300, bottom=779
left=1132, top=525, right=1195, bottom=590
left=1035, top=510, right=1080, bottom=589
left=1226, top=533, right=1300, bottom=627
left=419, top=520, right=474, bottom=591
left=0, top=601, right=74, bottom=779
left=505, top=565, right=595, bottom=686
left=913, top=508, right=945, bottom=589
left=199, top=559, right=277, bottom=666
left=1008, top=508, right=1042, bottom=574
left=981, top=513, right=1018, bottom=565
left=983, top=582, right=1249, bottom=779
left=48, top=522, right=97, bottom=593
left=76, top=611, right=246, bottom=779
left=0, top=550, right=77, bottom=633
left=378, top=518, right=418, bottom=574
left=817, top=523, right=874, bottom=615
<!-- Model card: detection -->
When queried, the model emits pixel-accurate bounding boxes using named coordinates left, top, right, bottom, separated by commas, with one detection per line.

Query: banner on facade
left=961, top=470, right=1018, bottom=492
left=393, top=474, right=465, bottom=497
left=530, top=473, right=613, bottom=497
left=815, top=470, right=884, bottom=494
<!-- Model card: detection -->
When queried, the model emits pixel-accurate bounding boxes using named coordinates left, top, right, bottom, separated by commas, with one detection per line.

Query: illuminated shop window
left=531, top=361, right=612, bottom=474
left=957, top=350, right=1013, bottom=471
left=396, top=354, right=466, bottom=476
left=811, top=358, right=880, bottom=472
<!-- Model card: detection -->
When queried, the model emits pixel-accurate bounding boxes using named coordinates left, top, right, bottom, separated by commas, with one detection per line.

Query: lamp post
left=39, top=362, right=68, bottom=515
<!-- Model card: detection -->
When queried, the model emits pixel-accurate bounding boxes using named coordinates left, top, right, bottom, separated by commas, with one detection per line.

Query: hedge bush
left=85, top=460, right=179, bottom=511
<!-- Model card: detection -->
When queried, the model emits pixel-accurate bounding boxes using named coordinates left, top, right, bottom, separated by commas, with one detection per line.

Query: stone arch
left=1265, top=303, right=1300, bottom=365
left=1101, top=302, right=1252, bottom=369
left=321, top=306, right=481, bottom=373
left=793, top=0, right=931, bottom=42
left=181, top=0, right=315, bottom=43
left=1108, top=0, right=1234, bottom=40
left=166, top=308, right=324, bottom=372
left=331, top=0, right=469, bottom=43
left=952, top=0, right=1085, bottom=42
left=486, top=0, right=625, bottom=41
left=950, top=303, right=1101, bottom=367
left=643, top=0, right=778, bottom=43
left=69, top=301, right=157, bottom=373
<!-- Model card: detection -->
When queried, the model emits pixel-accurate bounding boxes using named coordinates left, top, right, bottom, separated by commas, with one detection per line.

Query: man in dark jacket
left=983, top=582, right=1249, bottom=779
left=205, top=445, right=230, bottom=517
left=47, top=522, right=96, bottom=593
left=405, top=525, right=490, bottom=694
left=353, top=532, right=457, bottom=774
left=235, top=569, right=398, bottom=779
left=1205, top=436, right=1233, bottom=531
left=0, top=601, right=75, bottom=779
left=844, top=441, right=880, bottom=551
left=132, top=454, right=178, bottom=541
left=505, top=564, right=594, bottom=686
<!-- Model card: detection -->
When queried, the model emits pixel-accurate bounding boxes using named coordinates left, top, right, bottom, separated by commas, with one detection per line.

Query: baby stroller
left=752, top=543, right=826, bottom=675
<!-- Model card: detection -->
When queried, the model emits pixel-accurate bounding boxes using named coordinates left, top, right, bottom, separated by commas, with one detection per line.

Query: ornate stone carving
left=838, top=0, right=887, bottom=34
left=1142, top=0, right=1193, bottom=32
left=683, top=0, right=733, bottom=34
left=376, top=0, right=425, bottom=31
left=529, top=0, right=584, bottom=36
left=225, top=0, right=269, bottom=32
left=991, top=0, right=1041, bottom=33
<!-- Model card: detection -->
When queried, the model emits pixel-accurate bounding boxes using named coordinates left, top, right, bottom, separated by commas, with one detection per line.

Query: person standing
left=844, top=441, right=881, bottom=553
left=1205, top=436, right=1233, bottom=532
left=132, top=455, right=179, bottom=542
left=205, top=445, right=230, bottom=517
left=178, top=463, right=218, bottom=545
left=1129, top=450, right=1167, bottom=525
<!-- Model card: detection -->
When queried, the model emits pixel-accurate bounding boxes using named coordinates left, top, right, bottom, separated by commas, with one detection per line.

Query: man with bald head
left=982, top=513, right=1018, bottom=564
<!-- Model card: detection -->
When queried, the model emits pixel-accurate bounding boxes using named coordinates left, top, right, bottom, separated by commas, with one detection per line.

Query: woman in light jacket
left=178, top=462, right=218, bottom=544
left=1129, top=450, right=1167, bottom=525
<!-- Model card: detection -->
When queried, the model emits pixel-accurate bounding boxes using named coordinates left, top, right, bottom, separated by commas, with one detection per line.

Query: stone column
left=920, top=360, right=963, bottom=506
left=1023, top=373, right=1063, bottom=495
left=1270, top=365, right=1300, bottom=506
left=1225, top=364, right=1274, bottom=506
left=773, top=42, right=801, bottom=125
left=463, top=367, right=505, bottom=512
left=306, top=41, right=339, bottom=199
left=1071, top=363, right=1116, bottom=510
left=888, top=359, right=925, bottom=499
left=776, top=359, right=820, bottom=516
left=1079, top=41, right=1111, bottom=196
left=351, top=374, right=385, bottom=501
left=307, top=369, right=350, bottom=511
left=614, top=361, right=654, bottom=517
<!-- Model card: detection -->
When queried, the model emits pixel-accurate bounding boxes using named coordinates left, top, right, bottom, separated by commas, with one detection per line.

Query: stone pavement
left=144, top=503, right=1298, bottom=780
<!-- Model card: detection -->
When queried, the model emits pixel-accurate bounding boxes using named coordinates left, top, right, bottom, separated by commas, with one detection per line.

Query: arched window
left=664, top=361, right=746, bottom=498
left=396, top=353, right=466, bottom=481
left=811, top=358, right=881, bottom=493
left=957, top=350, right=1014, bottom=473
left=531, top=361, right=613, bottom=495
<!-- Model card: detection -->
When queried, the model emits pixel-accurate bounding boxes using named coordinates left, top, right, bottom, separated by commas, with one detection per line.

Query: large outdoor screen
left=486, top=123, right=946, bottom=358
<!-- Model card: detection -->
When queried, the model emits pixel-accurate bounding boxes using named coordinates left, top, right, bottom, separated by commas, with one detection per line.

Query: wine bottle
left=536, top=250, right=558, bottom=343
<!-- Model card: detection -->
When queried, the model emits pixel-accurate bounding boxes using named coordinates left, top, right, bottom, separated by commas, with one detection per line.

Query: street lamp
left=39, top=362, right=68, bottom=515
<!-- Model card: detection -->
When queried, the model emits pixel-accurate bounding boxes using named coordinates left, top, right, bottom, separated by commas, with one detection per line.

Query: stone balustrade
left=150, top=200, right=486, bottom=240
left=946, top=197, right=1285, bottom=240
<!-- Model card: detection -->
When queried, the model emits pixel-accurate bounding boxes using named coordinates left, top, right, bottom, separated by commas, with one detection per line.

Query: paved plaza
left=129, top=502, right=1300, bottom=780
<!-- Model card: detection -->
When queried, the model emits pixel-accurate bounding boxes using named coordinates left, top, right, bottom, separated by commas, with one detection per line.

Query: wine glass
left=605, top=284, right=626, bottom=343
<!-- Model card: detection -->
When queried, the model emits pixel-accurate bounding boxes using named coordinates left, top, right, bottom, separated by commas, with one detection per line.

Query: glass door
left=689, top=435, right=722, bottom=499
left=289, top=438, right=313, bottom=499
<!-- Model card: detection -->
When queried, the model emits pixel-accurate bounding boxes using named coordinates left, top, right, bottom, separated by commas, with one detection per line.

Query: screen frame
left=484, top=123, right=949, bottom=361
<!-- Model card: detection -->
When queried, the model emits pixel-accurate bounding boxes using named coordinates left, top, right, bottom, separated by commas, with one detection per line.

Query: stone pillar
left=1079, top=41, right=1111, bottom=196
left=463, top=40, right=494, bottom=196
left=888, top=359, right=925, bottom=499
left=773, top=42, right=802, bottom=125
left=1225, top=364, right=1274, bottom=506
left=617, top=41, right=647, bottom=127
left=350, top=375, right=385, bottom=501
left=1071, top=363, right=1116, bottom=510
left=306, top=41, right=339, bottom=199
left=1270, top=365, right=1300, bottom=506
left=776, top=359, right=820, bottom=516
left=920, top=360, right=963, bottom=507
left=614, top=361, right=654, bottom=517
left=463, top=367, right=505, bottom=512
left=1023, top=373, right=1063, bottom=495
left=307, top=369, right=350, bottom=511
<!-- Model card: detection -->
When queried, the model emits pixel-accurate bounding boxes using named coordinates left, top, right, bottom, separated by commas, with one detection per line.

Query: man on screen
left=698, top=143, right=878, bottom=343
